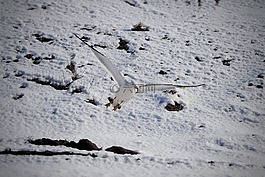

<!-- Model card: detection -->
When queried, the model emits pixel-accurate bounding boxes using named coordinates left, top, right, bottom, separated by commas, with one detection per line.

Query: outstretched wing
left=136, top=84, right=204, bottom=93
left=74, top=34, right=126, bottom=87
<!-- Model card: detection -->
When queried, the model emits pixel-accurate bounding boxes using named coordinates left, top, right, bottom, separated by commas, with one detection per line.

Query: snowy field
left=0, top=0, right=264, bottom=176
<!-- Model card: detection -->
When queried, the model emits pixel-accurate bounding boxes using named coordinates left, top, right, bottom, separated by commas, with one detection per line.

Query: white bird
left=75, top=34, right=204, bottom=111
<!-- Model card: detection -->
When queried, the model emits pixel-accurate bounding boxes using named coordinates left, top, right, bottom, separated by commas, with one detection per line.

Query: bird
left=74, top=34, right=204, bottom=111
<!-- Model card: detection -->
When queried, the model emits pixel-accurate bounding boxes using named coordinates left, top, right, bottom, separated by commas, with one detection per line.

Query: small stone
left=195, top=56, right=203, bottom=62
left=159, top=70, right=167, bottom=75
left=165, top=101, right=184, bottom=111
left=105, top=146, right=139, bottom=155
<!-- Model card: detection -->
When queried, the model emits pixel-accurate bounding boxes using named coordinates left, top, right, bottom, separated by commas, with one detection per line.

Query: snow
left=0, top=0, right=264, bottom=176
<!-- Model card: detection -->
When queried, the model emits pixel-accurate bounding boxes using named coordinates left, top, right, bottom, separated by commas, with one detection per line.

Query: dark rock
left=24, top=54, right=34, bottom=59
left=85, top=98, right=98, bottom=106
left=0, top=149, right=97, bottom=157
left=165, top=101, right=184, bottom=111
left=75, top=139, right=101, bottom=151
left=222, top=59, right=233, bottom=66
left=195, top=56, right=203, bottom=62
left=71, top=87, right=84, bottom=94
left=198, top=124, right=205, bottom=128
left=257, top=74, right=264, bottom=79
left=13, top=93, right=24, bottom=100
left=29, top=138, right=68, bottom=146
left=117, top=38, right=129, bottom=51
left=131, top=22, right=149, bottom=31
left=105, top=146, right=139, bottom=155
left=43, top=55, right=55, bottom=60
left=159, top=70, right=167, bottom=75
left=256, top=85, right=263, bottom=89
left=20, top=82, right=29, bottom=88
left=29, top=138, right=101, bottom=151
left=124, top=0, right=136, bottom=7
left=80, top=36, right=90, bottom=42
left=162, top=35, right=170, bottom=40
left=208, top=161, right=215, bottom=164
left=33, top=57, right=42, bottom=64
left=94, top=44, right=107, bottom=49
left=27, top=77, right=71, bottom=90
left=15, top=71, right=24, bottom=77
left=36, top=36, right=53, bottom=43
left=213, top=56, right=222, bottom=59
left=185, top=40, right=191, bottom=46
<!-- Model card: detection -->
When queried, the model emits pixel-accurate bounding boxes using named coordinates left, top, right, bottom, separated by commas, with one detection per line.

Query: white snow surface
left=0, top=0, right=265, bottom=176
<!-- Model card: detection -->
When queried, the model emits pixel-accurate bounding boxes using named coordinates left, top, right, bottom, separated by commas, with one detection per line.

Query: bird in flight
left=74, top=34, right=204, bottom=111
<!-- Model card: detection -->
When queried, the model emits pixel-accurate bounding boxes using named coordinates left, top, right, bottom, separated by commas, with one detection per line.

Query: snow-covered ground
left=0, top=0, right=264, bottom=176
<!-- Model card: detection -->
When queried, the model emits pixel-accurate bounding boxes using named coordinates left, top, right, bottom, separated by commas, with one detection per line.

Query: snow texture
left=0, top=0, right=264, bottom=176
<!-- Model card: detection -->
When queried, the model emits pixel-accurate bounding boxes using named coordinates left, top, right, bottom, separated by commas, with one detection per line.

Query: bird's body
left=108, top=83, right=137, bottom=110
left=74, top=34, right=204, bottom=110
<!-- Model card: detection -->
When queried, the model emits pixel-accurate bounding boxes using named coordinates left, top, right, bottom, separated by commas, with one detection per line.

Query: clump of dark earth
left=105, top=146, right=139, bottom=155
left=165, top=101, right=184, bottom=111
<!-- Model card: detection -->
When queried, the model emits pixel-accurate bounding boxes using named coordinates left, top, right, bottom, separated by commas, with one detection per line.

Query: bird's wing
left=74, top=34, right=126, bottom=87
left=136, top=84, right=204, bottom=93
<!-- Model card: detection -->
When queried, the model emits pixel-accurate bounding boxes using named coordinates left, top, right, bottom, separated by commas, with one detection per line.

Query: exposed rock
left=29, top=138, right=68, bottom=146
left=24, top=54, right=34, bottom=59
left=131, top=22, right=149, bottom=31
left=33, top=34, right=53, bottom=43
left=105, top=146, right=139, bottom=155
left=73, top=139, right=101, bottom=151
left=117, top=38, right=129, bottom=51
left=27, top=77, right=71, bottom=90
left=257, top=73, right=264, bottom=79
left=159, top=70, right=167, bottom=75
left=85, top=98, right=98, bottom=106
left=28, top=138, right=101, bottom=151
left=0, top=149, right=97, bottom=157
left=13, top=93, right=24, bottom=100
left=195, top=56, right=203, bottom=62
left=165, top=101, right=184, bottom=111
left=222, top=59, right=233, bottom=66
